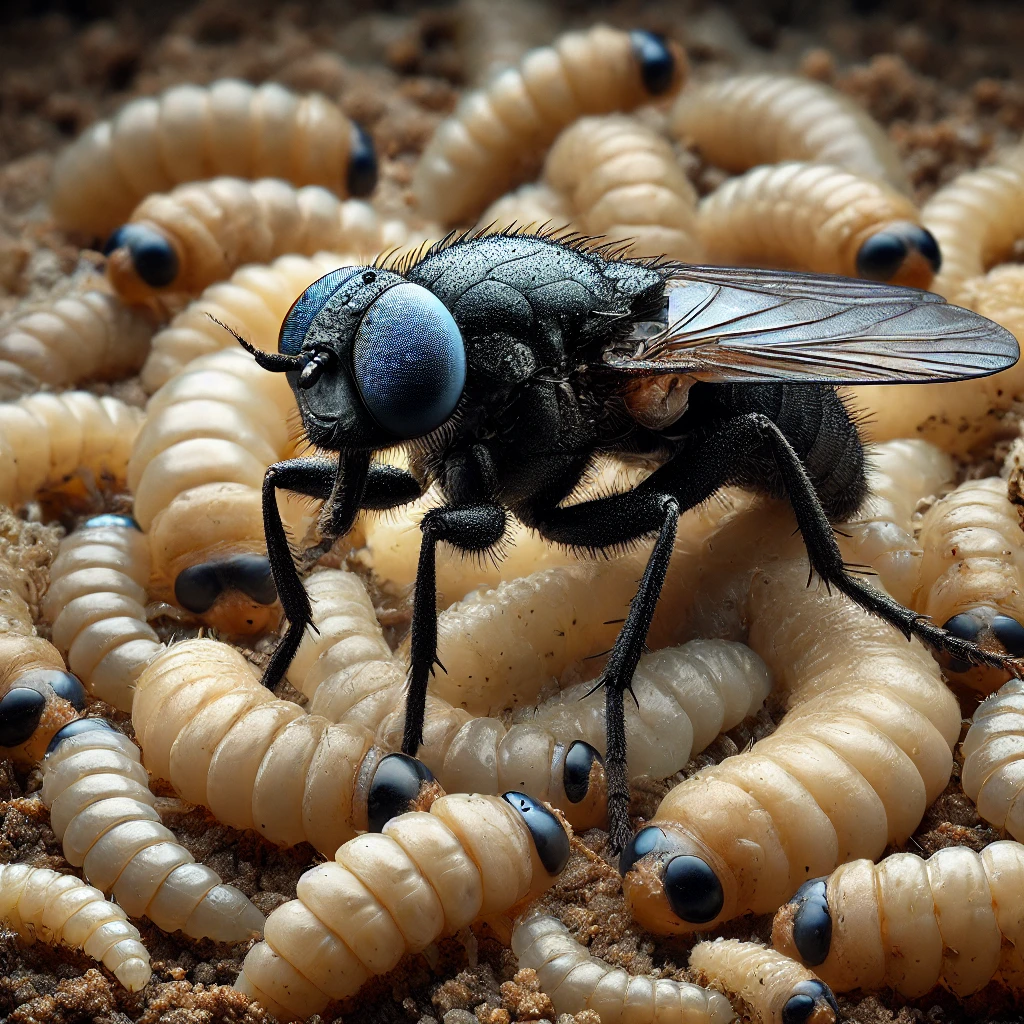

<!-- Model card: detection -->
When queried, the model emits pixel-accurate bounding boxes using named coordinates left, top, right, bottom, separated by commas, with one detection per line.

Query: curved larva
left=40, top=719, right=264, bottom=943
left=42, top=514, right=164, bottom=712
left=478, top=183, right=574, bottom=233
left=0, top=863, right=150, bottom=991
left=511, top=913, right=736, bottom=1024
left=413, top=25, right=687, bottom=226
left=622, top=554, right=958, bottom=935
left=106, top=179, right=415, bottom=304
left=689, top=938, right=839, bottom=1024
left=235, top=791, right=572, bottom=1021
left=0, top=391, right=144, bottom=510
left=771, top=842, right=1024, bottom=998
left=670, top=74, right=909, bottom=191
left=0, top=290, right=153, bottom=390
left=50, top=79, right=378, bottom=237
left=697, top=161, right=936, bottom=288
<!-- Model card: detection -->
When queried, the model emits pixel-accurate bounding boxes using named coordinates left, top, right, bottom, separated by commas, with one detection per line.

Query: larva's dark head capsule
left=781, top=979, right=841, bottom=1024
left=629, top=30, right=679, bottom=96
left=503, top=792, right=571, bottom=875
left=0, top=687, right=47, bottom=749
left=46, top=716, right=118, bottom=755
left=941, top=607, right=1024, bottom=676
left=563, top=741, right=603, bottom=804
left=83, top=513, right=142, bottom=531
left=104, top=223, right=181, bottom=297
left=367, top=753, right=439, bottom=832
left=20, top=669, right=87, bottom=713
left=787, top=877, right=832, bottom=966
left=855, top=222, right=940, bottom=289
left=346, top=122, right=378, bottom=198
left=174, top=555, right=277, bottom=615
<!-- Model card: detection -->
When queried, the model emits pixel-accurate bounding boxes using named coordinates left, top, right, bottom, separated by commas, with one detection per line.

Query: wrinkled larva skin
left=697, top=162, right=937, bottom=289
left=50, top=79, right=378, bottom=237
left=0, top=391, right=143, bottom=511
left=0, top=289, right=153, bottom=394
left=0, top=863, right=151, bottom=992
left=106, top=179, right=417, bottom=304
left=478, top=182, right=574, bottom=234
left=512, top=912, right=737, bottom=1024
left=670, top=74, right=910, bottom=191
left=413, top=24, right=687, bottom=226
left=771, top=842, right=1024, bottom=998
left=42, top=514, right=163, bottom=712
left=690, top=938, right=839, bottom=1024
left=40, top=722, right=264, bottom=943
left=543, top=115, right=703, bottom=262
left=913, top=477, right=1024, bottom=691
left=623, top=554, right=958, bottom=935
left=235, top=791, right=572, bottom=1021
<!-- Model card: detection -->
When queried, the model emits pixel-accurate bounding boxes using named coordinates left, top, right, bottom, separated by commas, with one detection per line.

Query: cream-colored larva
left=50, top=79, right=378, bottom=237
left=0, top=863, right=150, bottom=991
left=771, top=842, right=1024, bottom=998
left=511, top=913, right=737, bottom=1024
left=42, top=514, right=164, bottom=712
left=622, top=553, right=958, bottom=935
left=39, top=719, right=264, bottom=943
left=478, top=183, right=574, bottom=233
left=689, top=938, right=839, bottom=1024
left=105, top=179, right=416, bottom=304
left=234, top=790, right=572, bottom=1021
left=542, top=115, right=703, bottom=262
left=670, top=74, right=910, bottom=191
left=0, top=391, right=144, bottom=511
left=458, top=0, right=558, bottom=87
left=0, top=289, right=153, bottom=393
left=413, top=25, right=687, bottom=226
left=696, top=162, right=938, bottom=289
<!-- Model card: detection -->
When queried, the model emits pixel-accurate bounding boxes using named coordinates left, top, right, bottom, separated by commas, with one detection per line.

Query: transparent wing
left=608, top=264, right=1019, bottom=384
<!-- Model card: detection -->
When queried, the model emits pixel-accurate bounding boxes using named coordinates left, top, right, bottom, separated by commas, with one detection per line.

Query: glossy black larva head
left=630, top=30, right=676, bottom=95
left=346, top=122, right=378, bottom=197
left=992, top=614, right=1024, bottom=657
left=83, top=513, right=141, bottom=531
left=174, top=555, right=277, bottom=613
left=791, top=877, right=832, bottom=967
left=563, top=741, right=602, bottom=804
left=0, top=687, right=46, bottom=748
left=502, top=792, right=571, bottom=875
left=367, top=753, right=435, bottom=832
left=46, top=716, right=117, bottom=755
left=104, top=224, right=180, bottom=288
left=618, top=824, right=674, bottom=876
left=782, top=980, right=841, bottom=1024
left=855, top=232, right=909, bottom=281
left=19, top=669, right=86, bottom=712
left=663, top=854, right=724, bottom=924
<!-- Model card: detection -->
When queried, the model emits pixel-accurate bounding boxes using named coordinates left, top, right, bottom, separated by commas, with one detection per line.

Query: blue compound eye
left=104, top=224, right=179, bottom=287
left=279, top=266, right=363, bottom=355
left=353, top=283, right=466, bottom=438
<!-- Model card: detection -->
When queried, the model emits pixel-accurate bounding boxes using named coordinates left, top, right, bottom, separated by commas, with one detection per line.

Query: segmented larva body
left=235, top=791, right=572, bottom=1022
left=478, top=183, right=574, bottom=233
left=413, top=25, right=687, bottom=226
left=913, top=477, right=1024, bottom=690
left=50, top=79, right=378, bottom=237
left=42, top=514, right=163, bottom=712
left=141, top=250, right=351, bottom=393
left=689, top=939, right=839, bottom=1024
left=543, top=115, right=703, bottom=262
left=39, top=718, right=265, bottom=943
left=0, top=392, right=143, bottom=510
left=106, top=180, right=415, bottom=304
left=622, top=555, right=958, bottom=935
left=0, top=289, right=153, bottom=391
left=963, top=679, right=1024, bottom=840
left=670, top=74, right=909, bottom=191
left=697, top=162, right=938, bottom=289
left=772, top=842, right=1024, bottom=998
left=511, top=913, right=737, bottom=1024
left=0, top=863, right=150, bottom=991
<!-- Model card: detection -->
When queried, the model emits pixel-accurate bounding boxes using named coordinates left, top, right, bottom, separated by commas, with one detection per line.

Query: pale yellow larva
left=50, top=79, right=378, bottom=237
left=478, top=183, right=575, bottom=233
left=511, top=913, right=737, bottom=1024
left=689, top=938, right=839, bottom=1024
left=771, top=842, right=1024, bottom=998
left=235, top=790, right=571, bottom=1021
left=697, top=162, right=938, bottom=289
left=105, top=179, right=417, bottom=304
left=414, top=25, right=687, bottom=226
left=0, top=863, right=150, bottom=991
left=542, top=115, right=703, bottom=262
left=670, top=74, right=910, bottom=191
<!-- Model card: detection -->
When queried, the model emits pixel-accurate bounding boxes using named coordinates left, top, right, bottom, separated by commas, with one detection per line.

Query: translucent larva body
left=511, top=913, right=737, bottom=1024
left=0, top=863, right=150, bottom=991
left=0, top=392, right=144, bottom=511
left=235, top=790, right=572, bottom=1021
left=42, top=514, right=163, bottom=712
left=105, top=180, right=414, bottom=304
left=670, top=74, right=910, bottom=191
left=697, top=162, right=937, bottom=289
left=771, top=842, right=1024, bottom=998
left=413, top=25, right=687, bottom=226
left=478, top=183, right=574, bottom=233
left=689, top=938, right=839, bottom=1024
left=0, top=290, right=153, bottom=392
left=543, top=115, right=703, bottom=262
left=50, top=79, right=378, bottom=237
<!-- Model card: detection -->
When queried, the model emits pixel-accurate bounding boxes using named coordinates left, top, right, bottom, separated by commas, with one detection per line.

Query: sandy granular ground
left=2, top=1, right=1024, bottom=1022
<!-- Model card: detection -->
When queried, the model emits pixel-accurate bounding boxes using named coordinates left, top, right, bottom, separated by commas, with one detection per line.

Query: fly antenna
left=208, top=315, right=306, bottom=372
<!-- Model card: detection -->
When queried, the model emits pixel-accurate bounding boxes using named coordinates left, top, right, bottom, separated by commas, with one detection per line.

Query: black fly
left=232, top=230, right=1019, bottom=851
